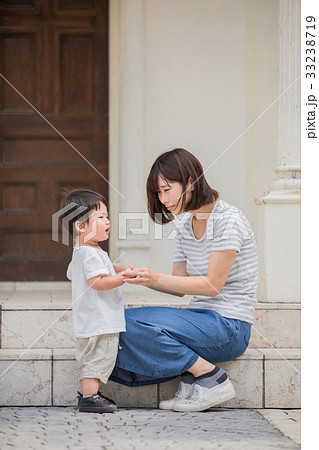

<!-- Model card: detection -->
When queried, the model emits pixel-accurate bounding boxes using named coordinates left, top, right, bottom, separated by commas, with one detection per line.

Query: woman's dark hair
left=147, top=148, right=219, bottom=224
left=59, top=189, right=107, bottom=237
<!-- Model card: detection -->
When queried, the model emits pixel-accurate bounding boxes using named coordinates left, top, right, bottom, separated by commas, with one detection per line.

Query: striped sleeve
left=206, top=210, right=252, bottom=252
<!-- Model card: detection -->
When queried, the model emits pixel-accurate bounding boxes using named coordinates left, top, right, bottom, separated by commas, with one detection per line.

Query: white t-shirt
left=66, top=246, right=126, bottom=338
left=173, top=200, right=258, bottom=324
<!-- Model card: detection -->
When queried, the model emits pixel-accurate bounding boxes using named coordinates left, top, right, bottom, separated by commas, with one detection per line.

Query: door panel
left=0, top=0, right=109, bottom=280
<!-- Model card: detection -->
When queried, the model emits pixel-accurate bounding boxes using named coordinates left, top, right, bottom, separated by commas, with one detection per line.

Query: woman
left=110, top=148, right=258, bottom=412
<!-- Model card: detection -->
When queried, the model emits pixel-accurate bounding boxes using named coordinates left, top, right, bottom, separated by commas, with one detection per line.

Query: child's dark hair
left=147, top=148, right=219, bottom=224
left=59, top=189, right=107, bottom=237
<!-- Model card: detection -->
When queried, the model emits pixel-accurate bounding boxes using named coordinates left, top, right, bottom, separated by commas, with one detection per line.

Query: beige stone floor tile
left=256, top=409, right=301, bottom=446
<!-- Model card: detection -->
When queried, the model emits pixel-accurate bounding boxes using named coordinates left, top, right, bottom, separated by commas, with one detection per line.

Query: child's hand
left=120, top=265, right=137, bottom=279
left=116, top=265, right=135, bottom=277
left=113, top=263, right=135, bottom=274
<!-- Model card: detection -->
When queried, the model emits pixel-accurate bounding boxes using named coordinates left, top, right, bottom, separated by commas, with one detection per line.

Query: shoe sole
left=79, top=407, right=117, bottom=413
left=159, top=401, right=176, bottom=410
left=172, top=379, right=236, bottom=412
left=159, top=383, right=194, bottom=410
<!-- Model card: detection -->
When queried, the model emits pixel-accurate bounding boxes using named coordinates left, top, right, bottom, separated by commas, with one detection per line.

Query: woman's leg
left=187, top=356, right=215, bottom=377
left=111, top=307, right=250, bottom=384
left=158, top=357, right=216, bottom=410
left=111, top=306, right=250, bottom=411
left=114, top=307, right=203, bottom=380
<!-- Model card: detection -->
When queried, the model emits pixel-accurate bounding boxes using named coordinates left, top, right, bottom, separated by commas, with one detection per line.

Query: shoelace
left=77, top=391, right=115, bottom=404
left=97, top=391, right=116, bottom=404
left=173, top=383, right=185, bottom=400
left=93, top=395, right=105, bottom=404
left=183, top=385, right=201, bottom=403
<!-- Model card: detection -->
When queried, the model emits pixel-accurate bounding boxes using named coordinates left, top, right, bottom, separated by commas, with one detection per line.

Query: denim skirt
left=109, top=306, right=251, bottom=387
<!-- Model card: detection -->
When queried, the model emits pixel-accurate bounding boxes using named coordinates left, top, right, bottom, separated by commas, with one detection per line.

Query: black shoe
left=77, top=391, right=117, bottom=413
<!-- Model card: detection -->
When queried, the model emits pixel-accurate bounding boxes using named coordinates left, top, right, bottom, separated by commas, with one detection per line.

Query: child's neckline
left=74, top=245, right=104, bottom=251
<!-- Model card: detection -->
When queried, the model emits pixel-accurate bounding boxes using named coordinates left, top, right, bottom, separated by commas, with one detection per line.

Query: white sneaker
left=159, top=381, right=194, bottom=410
left=172, top=378, right=236, bottom=412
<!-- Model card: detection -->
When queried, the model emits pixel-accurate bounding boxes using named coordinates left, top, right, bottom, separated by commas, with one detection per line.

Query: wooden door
left=0, top=0, right=109, bottom=280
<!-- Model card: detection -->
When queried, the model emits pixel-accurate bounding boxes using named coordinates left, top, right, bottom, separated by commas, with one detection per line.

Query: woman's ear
left=187, top=177, right=195, bottom=191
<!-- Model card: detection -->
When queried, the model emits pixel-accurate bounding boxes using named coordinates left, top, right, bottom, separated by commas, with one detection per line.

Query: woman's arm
left=123, top=250, right=236, bottom=297
left=139, top=262, right=188, bottom=297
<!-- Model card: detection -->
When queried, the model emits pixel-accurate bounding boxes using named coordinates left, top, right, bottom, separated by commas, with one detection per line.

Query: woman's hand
left=122, top=267, right=158, bottom=287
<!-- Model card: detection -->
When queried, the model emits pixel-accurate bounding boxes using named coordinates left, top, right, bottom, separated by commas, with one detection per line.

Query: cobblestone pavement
left=0, top=407, right=300, bottom=450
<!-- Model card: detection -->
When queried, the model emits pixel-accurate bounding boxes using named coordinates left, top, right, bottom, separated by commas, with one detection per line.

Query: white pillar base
left=256, top=188, right=300, bottom=303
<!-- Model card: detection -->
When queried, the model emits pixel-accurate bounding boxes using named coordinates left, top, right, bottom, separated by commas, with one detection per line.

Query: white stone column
left=109, top=0, right=150, bottom=276
left=256, top=0, right=300, bottom=302
left=270, top=0, right=301, bottom=195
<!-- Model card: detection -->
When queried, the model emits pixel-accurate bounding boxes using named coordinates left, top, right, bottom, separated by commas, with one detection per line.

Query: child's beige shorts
left=75, top=333, right=119, bottom=384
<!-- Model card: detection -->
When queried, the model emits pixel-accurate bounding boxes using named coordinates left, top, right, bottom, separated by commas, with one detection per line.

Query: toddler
left=60, top=189, right=127, bottom=413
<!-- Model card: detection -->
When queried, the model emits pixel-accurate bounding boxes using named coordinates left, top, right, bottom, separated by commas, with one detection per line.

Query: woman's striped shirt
left=173, top=200, right=258, bottom=324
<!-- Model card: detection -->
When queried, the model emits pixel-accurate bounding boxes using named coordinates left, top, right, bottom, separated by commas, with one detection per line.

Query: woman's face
left=156, top=175, right=192, bottom=215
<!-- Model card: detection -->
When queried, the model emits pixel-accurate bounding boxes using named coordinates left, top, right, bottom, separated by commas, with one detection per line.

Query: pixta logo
left=52, top=202, right=88, bottom=246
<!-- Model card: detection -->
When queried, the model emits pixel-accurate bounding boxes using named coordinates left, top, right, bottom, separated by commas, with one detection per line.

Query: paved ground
left=0, top=407, right=300, bottom=449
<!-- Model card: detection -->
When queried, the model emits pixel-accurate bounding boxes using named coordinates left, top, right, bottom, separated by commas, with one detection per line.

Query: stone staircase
left=0, top=282, right=300, bottom=408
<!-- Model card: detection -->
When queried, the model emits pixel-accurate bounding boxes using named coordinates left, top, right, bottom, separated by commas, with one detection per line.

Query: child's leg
left=76, top=334, right=119, bottom=413
left=82, top=378, right=100, bottom=397
left=77, top=333, right=119, bottom=394
left=76, top=335, right=113, bottom=386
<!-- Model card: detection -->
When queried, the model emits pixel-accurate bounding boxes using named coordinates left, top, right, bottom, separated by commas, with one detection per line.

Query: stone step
left=0, top=287, right=300, bottom=350
left=0, top=348, right=300, bottom=409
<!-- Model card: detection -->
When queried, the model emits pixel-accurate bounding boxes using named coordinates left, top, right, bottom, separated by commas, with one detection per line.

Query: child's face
left=82, top=202, right=110, bottom=244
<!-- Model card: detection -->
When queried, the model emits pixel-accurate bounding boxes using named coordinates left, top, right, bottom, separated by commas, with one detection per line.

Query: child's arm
left=88, top=273, right=125, bottom=291
left=88, top=266, right=134, bottom=290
